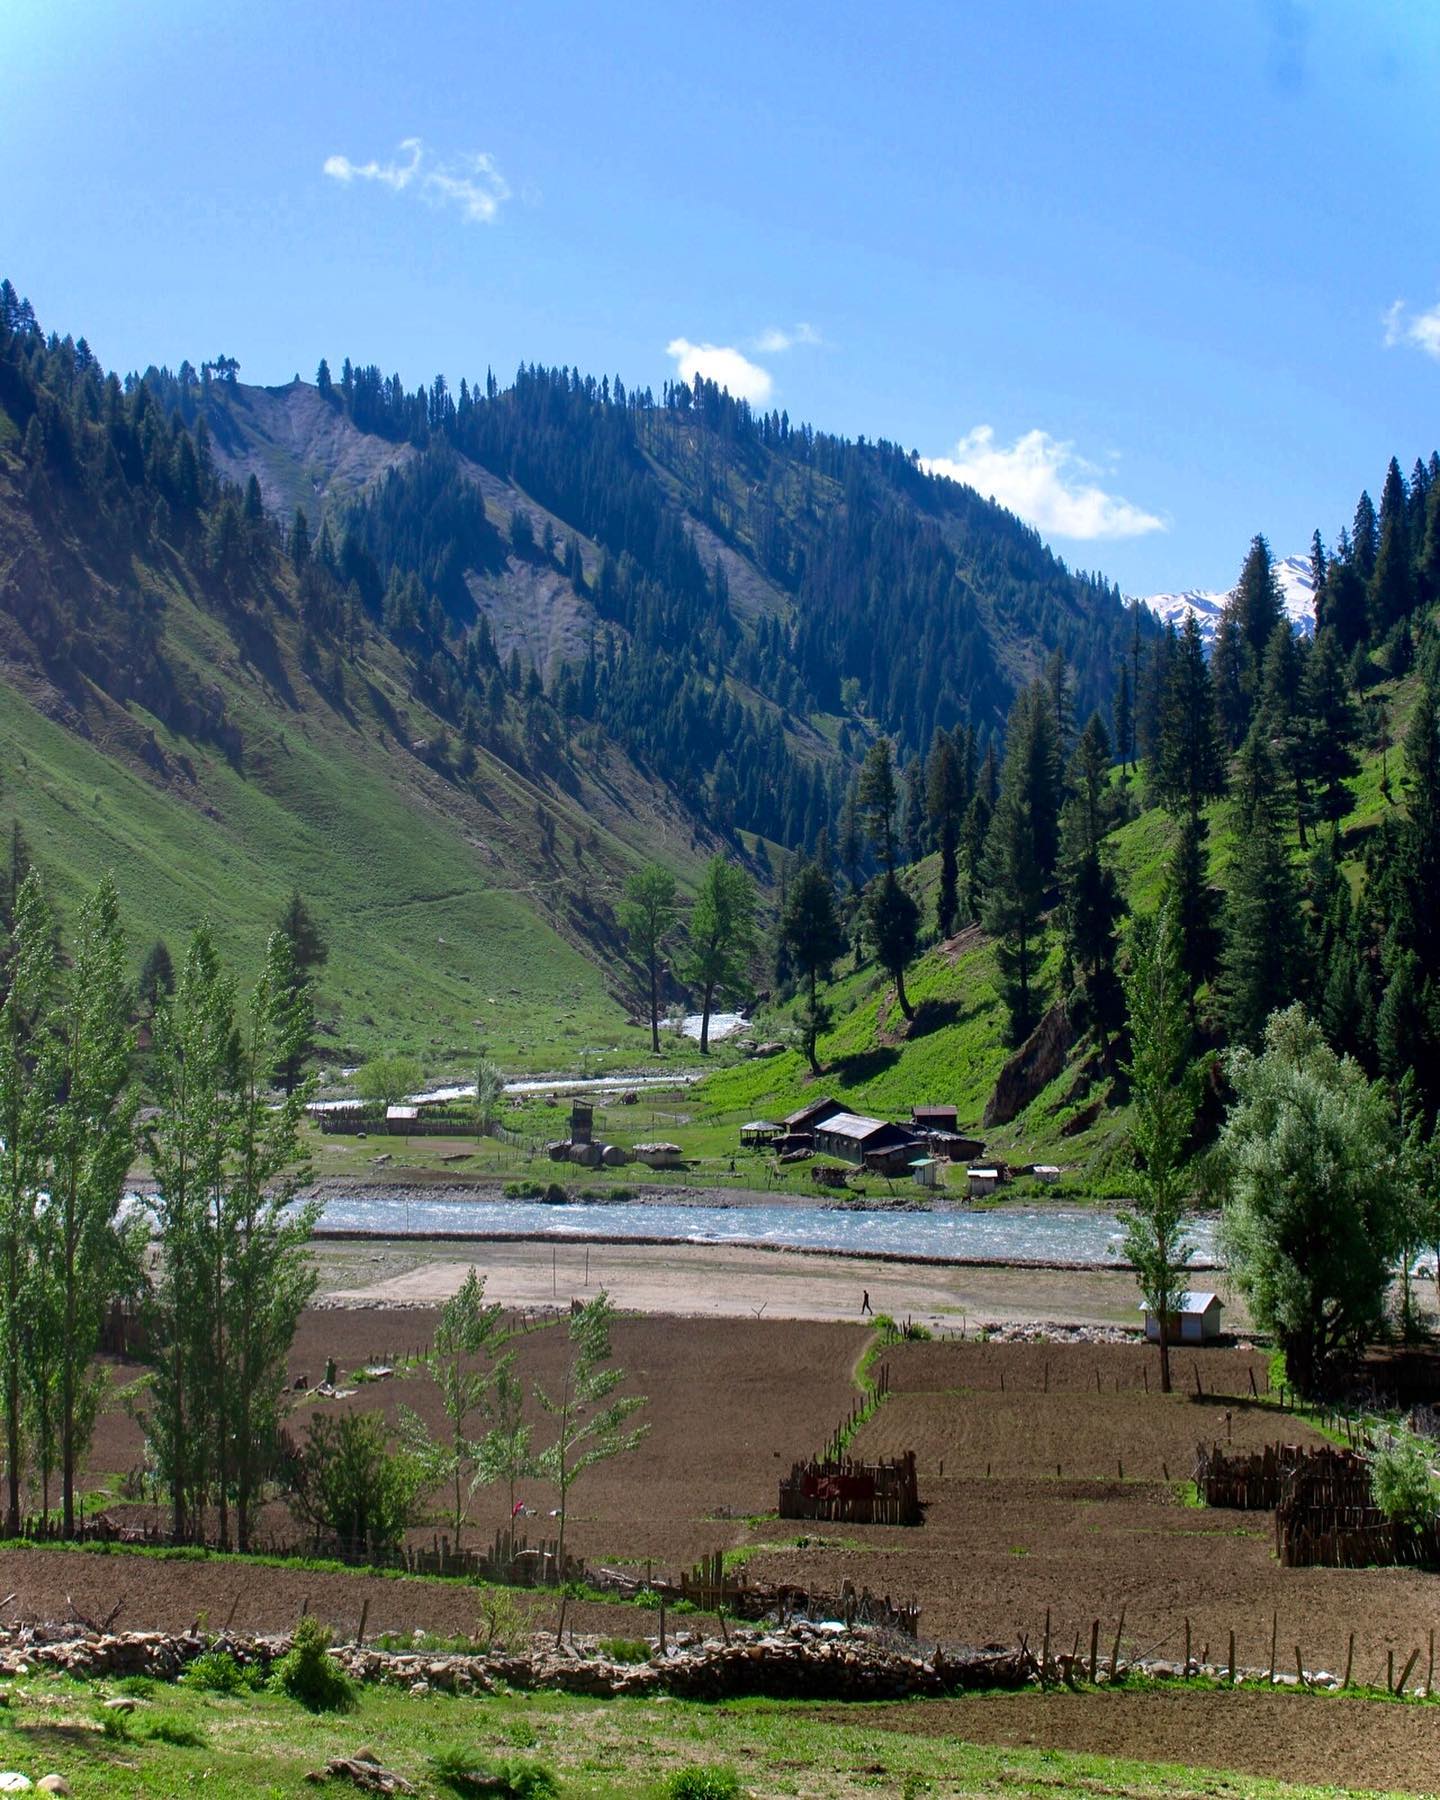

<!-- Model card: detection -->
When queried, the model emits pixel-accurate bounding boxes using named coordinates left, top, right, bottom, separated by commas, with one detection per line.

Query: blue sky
left=6, top=0, right=1440, bottom=594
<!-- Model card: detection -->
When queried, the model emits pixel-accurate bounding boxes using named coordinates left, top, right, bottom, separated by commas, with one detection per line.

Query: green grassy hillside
left=687, top=659, right=1416, bottom=1194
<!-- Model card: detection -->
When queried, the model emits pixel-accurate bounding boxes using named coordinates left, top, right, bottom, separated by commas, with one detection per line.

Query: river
left=311, top=1194, right=1220, bottom=1267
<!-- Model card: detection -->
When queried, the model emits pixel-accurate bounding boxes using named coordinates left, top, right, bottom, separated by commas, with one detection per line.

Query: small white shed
left=386, top=1105, right=419, bottom=1125
left=966, top=1166, right=1000, bottom=1198
left=910, top=1157, right=940, bottom=1190
left=1140, top=1291, right=1223, bottom=1344
left=1033, top=1164, right=1061, bottom=1184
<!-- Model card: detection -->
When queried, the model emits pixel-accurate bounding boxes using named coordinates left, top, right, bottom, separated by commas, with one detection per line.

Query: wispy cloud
left=922, top=426, right=1165, bottom=541
left=1383, top=298, right=1440, bottom=361
left=751, top=322, right=824, bottom=353
left=322, top=137, right=511, bottom=224
left=665, top=338, right=774, bottom=404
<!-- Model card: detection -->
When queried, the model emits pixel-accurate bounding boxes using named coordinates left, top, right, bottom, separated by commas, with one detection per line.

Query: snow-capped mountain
left=1132, top=554, right=1316, bottom=644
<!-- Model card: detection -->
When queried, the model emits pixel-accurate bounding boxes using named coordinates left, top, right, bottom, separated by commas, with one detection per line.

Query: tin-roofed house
left=783, top=1097, right=847, bottom=1134
left=813, top=1111, right=919, bottom=1174
left=1140, top=1292, right=1224, bottom=1344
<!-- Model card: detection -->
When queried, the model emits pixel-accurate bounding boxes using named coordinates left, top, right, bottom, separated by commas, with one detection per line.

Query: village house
left=813, top=1111, right=919, bottom=1172
left=1141, top=1291, right=1224, bottom=1344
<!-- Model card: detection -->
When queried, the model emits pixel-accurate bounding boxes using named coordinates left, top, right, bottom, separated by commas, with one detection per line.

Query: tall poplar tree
left=43, top=875, right=139, bottom=1537
left=0, top=875, right=56, bottom=1535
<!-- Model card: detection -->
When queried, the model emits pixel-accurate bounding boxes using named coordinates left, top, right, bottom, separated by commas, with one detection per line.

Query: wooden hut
left=813, top=1111, right=918, bottom=1169
left=1141, top=1291, right=1223, bottom=1343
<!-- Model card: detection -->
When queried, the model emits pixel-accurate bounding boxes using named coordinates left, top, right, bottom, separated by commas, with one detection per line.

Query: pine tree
left=274, top=890, right=327, bottom=1094
left=864, top=872, right=920, bottom=1021
left=1219, top=735, right=1308, bottom=1047
left=858, top=738, right=900, bottom=873
left=1370, top=458, right=1413, bottom=638
left=1352, top=489, right=1379, bottom=583
left=1166, top=808, right=1221, bottom=1012
left=1154, top=614, right=1224, bottom=817
left=982, top=784, right=1047, bottom=1045
left=1303, top=630, right=1362, bottom=826
left=781, top=861, right=846, bottom=1074
left=1113, top=661, right=1134, bottom=774
left=1059, top=726, right=1125, bottom=1041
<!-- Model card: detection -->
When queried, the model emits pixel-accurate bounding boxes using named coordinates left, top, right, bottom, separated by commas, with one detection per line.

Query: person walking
left=861, top=1289, right=872, bottom=1315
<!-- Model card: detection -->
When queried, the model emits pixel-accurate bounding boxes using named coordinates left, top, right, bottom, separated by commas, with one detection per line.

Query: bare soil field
left=25, top=1307, right=1440, bottom=1796
left=741, top=1338, right=1438, bottom=1682
left=89, top=1309, right=867, bottom=1572
left=819, top=1688, right=1440, bottom=1795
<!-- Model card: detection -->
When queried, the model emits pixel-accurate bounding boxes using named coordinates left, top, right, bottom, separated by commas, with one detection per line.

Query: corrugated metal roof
left=814, top=1111, right=893, bottom=1141
left=1137, top=1292, right=1221, bottom=1314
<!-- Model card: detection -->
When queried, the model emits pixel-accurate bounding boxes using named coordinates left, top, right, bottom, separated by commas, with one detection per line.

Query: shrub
left=430, top=1746, right=561, bottom=1798
left=115, top=1674, right=158, bottom=1698
left=183, top=1649, right=251, bottom=1694
left=663, top=1768, right=742, bottom=1800
left=1369, top=1432, right=1440, bottom=1530
left=96, top=1703, right=132, bottom=1741
left=271, top=1615, right=356, bottom=1713
left=597, top=1636, right=650, bottom=1664
left=289, top=1411, right=426, bottom=1561
left=476, top=1587, right=526, bottom=1652
left=146, top=1714, right=207, bottom=1747
left=504, top=1180, right=543, bottom=1199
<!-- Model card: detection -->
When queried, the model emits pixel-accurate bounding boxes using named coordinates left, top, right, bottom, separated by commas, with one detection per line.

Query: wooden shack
left=783, top=1096, right=847, bottom=1135
left=813, top=1111, right=917, bottom=1169
left=966, top=1165, right=1001, bottom=1197
left=911, top=1104, right=959, bottom=1132
left=739, top=1120, right=783, bottom=1148
left=1141, top=1291, right=1223, bottom=1344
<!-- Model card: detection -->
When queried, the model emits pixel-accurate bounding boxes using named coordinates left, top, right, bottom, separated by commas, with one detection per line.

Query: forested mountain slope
left=0, top=278, right=1144, bottom=1061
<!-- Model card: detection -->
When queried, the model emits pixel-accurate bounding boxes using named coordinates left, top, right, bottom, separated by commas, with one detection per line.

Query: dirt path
left=312, top=1236, right=1179, bottom=1328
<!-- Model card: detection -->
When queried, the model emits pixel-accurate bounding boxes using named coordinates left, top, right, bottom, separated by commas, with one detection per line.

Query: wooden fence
left=1196, top=1440, right=1440, bottom=1569
left=596, top=1549, right=921, bottom=1637
left=778, top=1450, right=920, bottom=1527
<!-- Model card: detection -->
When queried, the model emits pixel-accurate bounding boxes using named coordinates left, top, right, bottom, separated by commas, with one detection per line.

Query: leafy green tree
left=1219, top=1005, right=1402, bottom=1398
left=864, top=873, right=920, bottom=1022
left=291, top=1411, right=425, bottom=1561
left=480, top=1356, right=533, bottom=1526
left=533, top=1292, right=648, bottom=1571
left=620, top=865, right=680, bottom=1054
left=981, top=718, right=1049, bottom=1046
left=683, top=858, right=757, bottom=1054
left=925, top=729, right=966, bottom=939
left=398, top=1267, right=507, bottom=1548
left=0, top=874, right=57, bottom=1533
left=42, top=875, right=139, bottom=1536
left=473, top=1055, right=505, bottom=1133
left=356, top=1054, right=423, bottom=1110
left=1119, top=906, right=1200, bottom=1395
left=780, top=861, right=846, bottom=1075
left=225, top=932, right=320, bottom=1550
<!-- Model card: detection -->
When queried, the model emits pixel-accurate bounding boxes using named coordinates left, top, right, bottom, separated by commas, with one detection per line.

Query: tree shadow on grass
left=825, top=1046, right=900, bottom=1086
left=907, top=997, right=962, bottom=1038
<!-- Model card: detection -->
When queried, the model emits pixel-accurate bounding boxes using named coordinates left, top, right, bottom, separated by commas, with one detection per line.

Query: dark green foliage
left=137, top=938, right=174, bottom=1013
left=288, top=1411, right=425, bottom=1562
left=1153, top=614, right=1224, bottom=818
left=781, top=860, right=846, bottom=1073
left=1219, top=737, right=1308, bottom=1048
left=1166, top=810, right=1221, bottom=1011
left=683, top=858, right=757, bottom=1054
left=431, top=1747, right=561, bottom=1799
left=981, top=684, right=1057, bottom=1043
left=145, top=1713, right=207, bottom=1747
left=183, top=1648, right=255, bottom=1693
left=271, top=1614, right=356, bottom=1713
left=863, top=872, right=920, bottom=1022
left=620, top=865, right=679, bottom=1054
left=1059, top=712, right=1125, bottom=1035
left=663, top=1769, right=742, bottom=1800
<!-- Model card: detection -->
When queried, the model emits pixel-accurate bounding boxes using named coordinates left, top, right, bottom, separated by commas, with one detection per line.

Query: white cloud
left=665, top=338, right=774, bottom=404
left=752, top=321, right=824, bottom=353
left=1384, top=298, right=1440, bottom=360
left=922, top=426, right=1165, bottom=541
left=322, top=138, right=510, bottom=224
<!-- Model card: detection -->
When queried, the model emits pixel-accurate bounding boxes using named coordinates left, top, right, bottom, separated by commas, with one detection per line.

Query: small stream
left=312, top=1195, right=1220, bottom=1266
